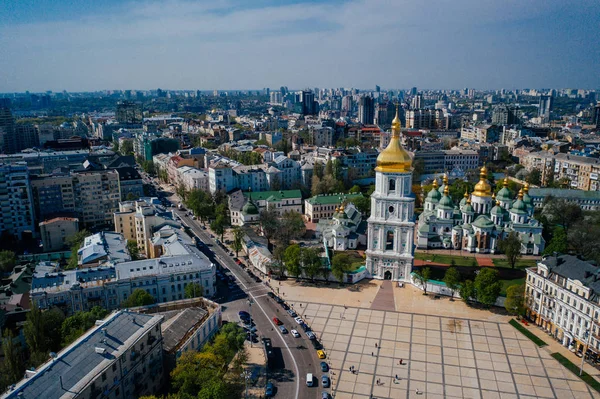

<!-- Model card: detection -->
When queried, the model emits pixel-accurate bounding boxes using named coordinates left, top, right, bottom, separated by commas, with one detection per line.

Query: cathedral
left=365, top=106, right=415, bottom=281
left=417, top=170, right=545, bottom=255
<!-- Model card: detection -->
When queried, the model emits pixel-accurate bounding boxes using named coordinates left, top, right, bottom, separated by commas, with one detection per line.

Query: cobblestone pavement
left=298, top=302, right=600, bottom=399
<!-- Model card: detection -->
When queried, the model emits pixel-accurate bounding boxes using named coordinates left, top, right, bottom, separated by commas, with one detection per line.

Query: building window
left=389, top=179, right=395, bottom=192
left=386, top=231, right=394, bottom=251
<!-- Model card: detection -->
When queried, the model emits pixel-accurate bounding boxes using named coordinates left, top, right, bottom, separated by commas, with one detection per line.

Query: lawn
left=414, top=252, right=478, bottom=267
left=509, top=319, right=548, bottom=347
left=551, top=352, right=600, bottom=393
left=492, top=258, right=538, bottom=269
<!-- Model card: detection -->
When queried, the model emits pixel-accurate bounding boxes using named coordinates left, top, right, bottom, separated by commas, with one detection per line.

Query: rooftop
left=1, top=311, right=162, bottom=399
left=242, top=189, right=302, bottom=202
left=161, top=307, right=208, bottom=353
left=78, top=232, right=131, bottom=266
left=306, top=192, right=364, bottom=206
left=528, top=188, right=600, bottom=200
left=540, top=254, right=600, bottom=296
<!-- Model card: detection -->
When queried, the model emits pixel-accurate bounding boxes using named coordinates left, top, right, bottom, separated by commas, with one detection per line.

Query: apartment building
left=308, top=125, right=333, bottom=147
left=116, top=167, right=144, bottom=200
left=178, top=166, right=209, bottom=192
left=1, top=311, right=164, bottom=399
left=78, top=232, right=131, bottom=267
left=553, top=153, right=600, bottom=191
left=39, top=217, right=79, bottom=252
left=442, top=149, right=480, bottom=171
left=460, top=124, right=501, bottom=143
left=229, top=189, right=302, bottom=226
left=114, top=200, right=179, bottom=257
left=30, top=174, right=75, bottom=221
left=72, top=169, right=121, bottom=227
left=527, top=188, right=600, bottom=211
left=525, top=254, right=600, bottom=359
left=30, top=228, right=216, bottom=314
left=304, top=192, right=364, bottom=222
left=0, top=163, right=35, bottom=239
left=521, top=151, right=556, bottom=186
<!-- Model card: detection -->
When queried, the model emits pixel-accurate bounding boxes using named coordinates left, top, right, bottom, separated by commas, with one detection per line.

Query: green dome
left=496, top=187, right=512, bottom=202
left=438, top=194, right=454, bottom=209
left=491, top=204, right=505, bottom=216
left=459, top=197, right=468, bottom=207
left=510, top=199, right=527, bottom=214
left=426, top=187, right=442, bottom=202
left=522, top=192, right=533, bottom=206
left=463, top=203, right=474, bottom=214
left=473, top=215, right=495, bottom=229
left=242, top=200, right=259, bottom=215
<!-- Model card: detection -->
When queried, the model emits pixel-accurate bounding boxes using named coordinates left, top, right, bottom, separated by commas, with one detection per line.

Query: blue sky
left=0, top=0, right=598, bottom=92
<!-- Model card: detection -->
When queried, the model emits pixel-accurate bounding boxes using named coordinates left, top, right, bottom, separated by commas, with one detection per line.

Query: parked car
left=306, top=331, right=316, bottom=340
left=239, top=311, right=250, bottom=320
left=265, top=382, right=274, bottom=397
left=294, top=317, right=303, bottom=324
left=291, top=329, right=300, bottom=338
left=273, top=317, right=282, bottom=325
left=254, top=276, right=262, bottom=283
left=321, top=375, right=330, bottom=388
left=275, top=297, right=284, bottom=304
left=322, top=392, right=330, bottom=399
left=267, top=292, right=276, bottom=298
left=279, top=325, right=288, bottom=334
left=301, top=323, right=311, bottom=332
left=316, top=350, right=326, bottom=359
left=287, top=309, right=297, bottom=317
left=320, top=362, right=328, bottom=372
left=311, top=340, right=323, bottom=350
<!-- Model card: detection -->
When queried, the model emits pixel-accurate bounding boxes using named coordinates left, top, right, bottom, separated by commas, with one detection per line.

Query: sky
left=0, top=0, right=599, bottom=92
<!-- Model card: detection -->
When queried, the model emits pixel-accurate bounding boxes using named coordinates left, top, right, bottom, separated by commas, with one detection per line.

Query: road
left=172, top=205, right=326, bottom=399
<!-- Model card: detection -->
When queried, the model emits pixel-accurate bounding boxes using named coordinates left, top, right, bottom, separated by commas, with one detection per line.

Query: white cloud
left=0, top=0, right=598, bottom=91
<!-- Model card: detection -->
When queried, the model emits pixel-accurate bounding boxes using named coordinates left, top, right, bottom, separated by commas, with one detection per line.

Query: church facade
left=417, top=171, right=545, bottom=255
left=365, top=106, right=415, bottom=281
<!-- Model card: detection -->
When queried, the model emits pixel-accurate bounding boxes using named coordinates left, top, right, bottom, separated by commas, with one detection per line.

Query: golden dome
left=466, top=195, right=472, bottom=204
left=503, top=177, right=509, bottom=188
left=432, top=179, right=439, bottom=189
left=492, top=192, right=496, bottom=200
left=443, top=185, right=449, bottom=196
left=523, top=182, right=529, bottom=193
left=443, top=174, right=449, bottom=185
left=517, top=188, right=524, bottom=200
left=375, top=104, right=412, bottom=173
left=472, top=166, right=492, bottom=197
left=463, top=190, right=469, bottom=199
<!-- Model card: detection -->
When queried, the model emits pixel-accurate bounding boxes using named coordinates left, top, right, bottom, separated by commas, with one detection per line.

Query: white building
left=365, top=108, right=415, bottom=281
left=178, top=166, right=209, bottom=192
left=316, top=203, right=367, bottom=250
left=0, top=163, right=35, bottom=239
left=78, top=232, right=132, bottom=267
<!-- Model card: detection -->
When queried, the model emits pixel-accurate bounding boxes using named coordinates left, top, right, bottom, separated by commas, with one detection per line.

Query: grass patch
left=414, top=252, right=478, bottom=267
left=500, top=277, right=525, bottom=297
left=551, top=352, right=600, bottom=393
left=492, top=258, right=538, bottom=269
left=509, top=319, right=547, bottom=347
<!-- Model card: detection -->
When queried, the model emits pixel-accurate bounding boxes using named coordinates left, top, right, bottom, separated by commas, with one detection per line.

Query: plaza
left=301, top=303, right=599, bottom=399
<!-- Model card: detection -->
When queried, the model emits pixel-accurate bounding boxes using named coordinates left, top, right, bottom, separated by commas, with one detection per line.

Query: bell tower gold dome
left=472, top=166, right=492, bottom=197
left=375, top=104, right=412, bottom=173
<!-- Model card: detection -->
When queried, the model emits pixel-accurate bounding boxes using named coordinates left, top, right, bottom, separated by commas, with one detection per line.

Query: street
left=173, top=207, right=327, bottom=399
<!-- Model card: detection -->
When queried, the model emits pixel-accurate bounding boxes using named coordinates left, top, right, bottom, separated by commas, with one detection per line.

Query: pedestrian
left=349, top=367, right=352, bottom=372
left=400, top=358, right=403, bottom=365
left=375, top=343, right=378, bottom=348
left=372, top=351, right=374, bottom=356
left=395, top=374, right=398, bottom=380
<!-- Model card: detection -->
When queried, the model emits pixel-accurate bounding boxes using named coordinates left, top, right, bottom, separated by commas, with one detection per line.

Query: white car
left=294, top=317, right=303, bottom=325
left=291, top=329, right=300, bottom=338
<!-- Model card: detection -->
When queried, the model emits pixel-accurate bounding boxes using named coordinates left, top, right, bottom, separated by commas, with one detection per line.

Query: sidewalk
left=243, top=340, right=267, bottom=399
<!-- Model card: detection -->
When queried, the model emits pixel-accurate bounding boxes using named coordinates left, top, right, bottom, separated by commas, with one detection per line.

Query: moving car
left=279, top=325, right=288, bottom=334
left=265, top=382, right=274, bottom=397
left=306, top=373, right=314, bottom=387
left=316, top=350, right=326, bottom=359
left=273, top=317, right=282, bottom=325
left=291, top=329, right=300, bottom=338
left=320, top=362, right=328, bottom=372
left=322, top=375, right=330, bottom=388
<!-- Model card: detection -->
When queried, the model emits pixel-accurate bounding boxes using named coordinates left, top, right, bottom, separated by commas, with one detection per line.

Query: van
left=306, top=373, right=314, bottom=387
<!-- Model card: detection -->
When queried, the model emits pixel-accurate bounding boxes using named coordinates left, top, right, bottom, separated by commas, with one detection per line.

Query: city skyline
left=1, top=0, right=599, bottom=92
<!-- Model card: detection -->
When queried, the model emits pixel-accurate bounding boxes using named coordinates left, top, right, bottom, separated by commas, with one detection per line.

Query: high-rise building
left=410, top=95, right=422, bottom=110
left=15, top=124, right=40, bottom=151
left=358, top=96, right=375, bottom=124
left=0, top=162, right=35, bottom=239
left=492, top=104, right=521, bottom=125
left=341, top=95, right=353, bottom=116
left=116, top=101, right=142, bottom=124
left=538, top=95, right=553, bottom=122
left=410, top=87, right=418, bottom=96
left=301, top=90, right=317, bottom=115
left=0, top=99, right=17, bottom=154
left=592, top=102, right=600, bottom=129
left=270, top=91, right=282, bottom=104
left=365, top=107, right=415, bottom=281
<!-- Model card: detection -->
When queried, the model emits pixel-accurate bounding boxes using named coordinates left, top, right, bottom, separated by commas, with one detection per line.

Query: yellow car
left=317, top=350, right=326, bottom=359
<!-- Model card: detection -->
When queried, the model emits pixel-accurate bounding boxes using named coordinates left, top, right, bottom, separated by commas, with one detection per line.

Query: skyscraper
left=0, top=99, right=17, bottom=154
left=301, top=90, right=317, bottom=115
left=116, top=101, right=142, bottom=124
left=538, top=95, right=553, bottom=122
left=358, top=96, right=375, bottom=125
left=341, top=95, right=353, bottom=116
left=492, top=104, right=522, bottom=125
left=593, top=102, right=600, bottom=129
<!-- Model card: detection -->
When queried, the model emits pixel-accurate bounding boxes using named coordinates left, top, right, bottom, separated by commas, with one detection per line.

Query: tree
left=121, top=288, right=155, bottom=308
left=348, top=185, right=361, bottom=194
left=231, top=227, right=244, bottom=257
left=120, top=140, right=134, bottom=156
left=24, top=305, right=46, bottom=358
left=459, top=280, right=476, bottom=304
left=61, top=306, right=108, bottom=345
left=443, top=267, right=461, bottom=300
left=185, top=282, right=203, bottom=299
left=413, top=267, right=431, bottom=295
left=259, top=208, right=279, bottom=247
left=313, top=161, right=324, bottom=179
left=301, top=247, right=322, bottom=281
left=331, top=252, right=352, bottom=282
left=474, top=268, right=502, bottom=307
left=278, top=211, right=306, bottom=245
left=498, top=232, right=522, bottom=269
left=526, top=168, right=541, bottom=186
left=504, top=284, right=525, bottom=316
left=66, top=229, right=90, bottom=270
left=271, top=246, right=286, bottom=278
left=24, top=306, right=65, bottom=366
left=542, top=198, right=583, bottom=244
left=1, top=329, right=24, bottom=390
left=127, top=240, right=140, bottom=260
left=568, top=217, right=600, bottom=264
left=349, top=195, right=370, bottom=216
left=543, top=226, right=567, bottom=255
left=284, top=244, right=302, bottom=279
left=211, top=215, right=225, bottom=242
left=0, top=250, right=17, bottom=273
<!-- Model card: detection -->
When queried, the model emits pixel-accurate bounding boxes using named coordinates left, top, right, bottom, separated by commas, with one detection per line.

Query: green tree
left=121, top=288, right=155, bottom=308
left=459, top=280, right=476, bottom=304
left=24, top=305, right=46, bottom=358
left=498, top=231, right=522, bottom=269
left=259, top=208, right=279, bottom=247
left=474, top=268, right=502, bottom=307
left=61, top=306, right=109, bottom=345
left=349, top=195, right=370, bottom=216
left=0, top=250, right=17, bottom=273
left=126, top=192, right=139, bottom=201
left=1, top=329, right=24, bottom=389
left=211, top=216, right=225, bottom=242
left=24, top=306, right=65, bottom=366
left=184, top=282, right=203, bottom=299
left=120, top=140, right=134, bottom=155
left=348, top=185, right=361, bottom=193
left=66, top=229, right=90, bottom=270
left=331, top=252, right=352, bottom=282
left=313, top=161, right=324, bottom=179
left=542, top=198, right=583, bottom=245
left=504, top=284, right=525, bottom=316
left=543, top=226, right=567, bottom=255
left=271, top=246, right=286, bottom=278
left=284, top=244, right=302, bottom=279
left=526, top=168, right=541, bottom=186
left=278, top=211, right=306, bottom=245
left=413, top=267, right=431, bottom=295
left=127, top=239, right=140, bottom=261
left=443, top=267, right=461, bottom=300
left=301, top=247, right=322, bottom=281
left=231, top=227, right=244, bottom=257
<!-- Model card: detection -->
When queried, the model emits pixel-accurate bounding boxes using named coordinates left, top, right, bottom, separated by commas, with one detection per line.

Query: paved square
left=301, top=303, right=600, bottom=399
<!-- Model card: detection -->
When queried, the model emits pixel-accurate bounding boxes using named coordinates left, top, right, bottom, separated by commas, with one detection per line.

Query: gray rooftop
left=528, top=188, right=600, bottom=200
left=2, top=311, right=161, bottom=399
left=161, top=307, right=208, bottom=353
left=542, top=254, right=600, bottom=295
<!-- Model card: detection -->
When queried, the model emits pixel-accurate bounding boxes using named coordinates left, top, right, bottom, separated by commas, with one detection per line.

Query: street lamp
left=240, top=370, right=251, bottom=399
left=581, top=329, right=592, bottom=376
left=248, top=298, right=254, bottom=348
